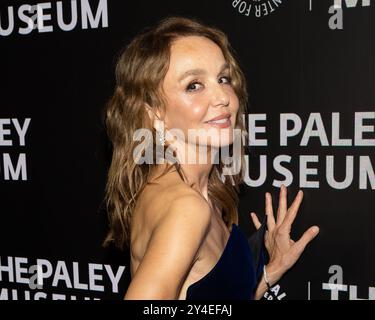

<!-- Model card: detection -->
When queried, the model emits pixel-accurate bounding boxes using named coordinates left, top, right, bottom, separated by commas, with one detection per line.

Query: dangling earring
left=154, top=118, right=165, bottom=147
left=158, top=127, right=165, bottom=146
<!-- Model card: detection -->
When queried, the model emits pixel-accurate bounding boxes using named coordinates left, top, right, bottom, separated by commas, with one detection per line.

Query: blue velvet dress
left=185, top=215, right=268, bottom=300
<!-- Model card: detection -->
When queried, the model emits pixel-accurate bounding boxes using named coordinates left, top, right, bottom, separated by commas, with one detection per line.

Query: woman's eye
left=186, top=76, right=232, bottom=92
left=186, top=81, right=203, bottom=92
left=219, top=76, right=232, bottom=84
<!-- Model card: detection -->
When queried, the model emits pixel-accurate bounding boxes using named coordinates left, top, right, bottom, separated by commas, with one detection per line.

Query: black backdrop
left=1, top=0, right=374, bottom=300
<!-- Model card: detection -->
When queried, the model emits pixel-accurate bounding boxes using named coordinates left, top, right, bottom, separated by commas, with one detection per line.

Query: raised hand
left=250, top=185, right=320, bottom=290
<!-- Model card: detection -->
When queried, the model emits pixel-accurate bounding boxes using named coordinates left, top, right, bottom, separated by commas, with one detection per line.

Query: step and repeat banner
left=1, top=0, right=374, bottom=300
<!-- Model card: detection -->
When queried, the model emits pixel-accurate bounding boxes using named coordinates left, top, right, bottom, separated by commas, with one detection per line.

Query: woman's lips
left=205, top=117, right=231, bottom=128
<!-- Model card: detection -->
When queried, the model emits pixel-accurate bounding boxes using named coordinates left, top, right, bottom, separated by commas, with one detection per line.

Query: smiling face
left=158, top=35, right=240, bottom=151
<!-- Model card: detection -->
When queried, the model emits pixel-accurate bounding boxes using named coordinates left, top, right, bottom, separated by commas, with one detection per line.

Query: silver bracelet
left=263, top=265, right=272, bottom=290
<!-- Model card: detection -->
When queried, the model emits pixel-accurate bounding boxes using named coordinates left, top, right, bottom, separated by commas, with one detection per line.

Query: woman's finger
left=291, top=226, right=320, bottom=258
left=250, top=212, right=261, bottom=230
left=283, top=190, right=304, bottom=227
left=265, top=192, right=276, bottom=231
left=276, top=184, right=288, bottom=225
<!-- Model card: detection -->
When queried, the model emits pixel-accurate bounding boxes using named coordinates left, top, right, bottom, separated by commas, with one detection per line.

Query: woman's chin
left=206, top=139, right=234, bottom=149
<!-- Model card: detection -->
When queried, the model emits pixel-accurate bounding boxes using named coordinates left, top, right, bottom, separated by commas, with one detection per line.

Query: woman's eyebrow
left=178, top=62, right=229, bottom=82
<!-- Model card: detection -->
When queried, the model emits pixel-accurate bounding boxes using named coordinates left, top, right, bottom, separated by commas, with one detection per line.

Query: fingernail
left=312, top=226, right=319, bottom=234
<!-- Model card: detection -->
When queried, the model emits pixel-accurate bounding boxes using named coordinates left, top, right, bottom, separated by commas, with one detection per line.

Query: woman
left=103, top=16, right=320, bottom=300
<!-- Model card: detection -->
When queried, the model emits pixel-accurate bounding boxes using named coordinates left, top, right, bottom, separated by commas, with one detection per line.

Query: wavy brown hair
left=103, top=16, right=250, bottom=250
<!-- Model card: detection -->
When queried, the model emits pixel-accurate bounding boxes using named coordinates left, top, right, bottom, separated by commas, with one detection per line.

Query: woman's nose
left=210, top=83, right=230, bottom=107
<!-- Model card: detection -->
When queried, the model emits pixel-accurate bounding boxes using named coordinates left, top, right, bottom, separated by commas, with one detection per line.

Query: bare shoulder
left=138, top=173, right=211, bottom=230
left=125, top=183, right=212, bottom=299
left=146, top=183, right=213, bottom=262
left=159, top=190, right=212, bottom=239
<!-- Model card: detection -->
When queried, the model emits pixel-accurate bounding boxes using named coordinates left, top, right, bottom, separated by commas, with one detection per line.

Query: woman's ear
left=145, top=103, right=160, bottom=122
left=144, top=103, right=154, bottom=122
left=144, top=103, right=163, bottom=129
